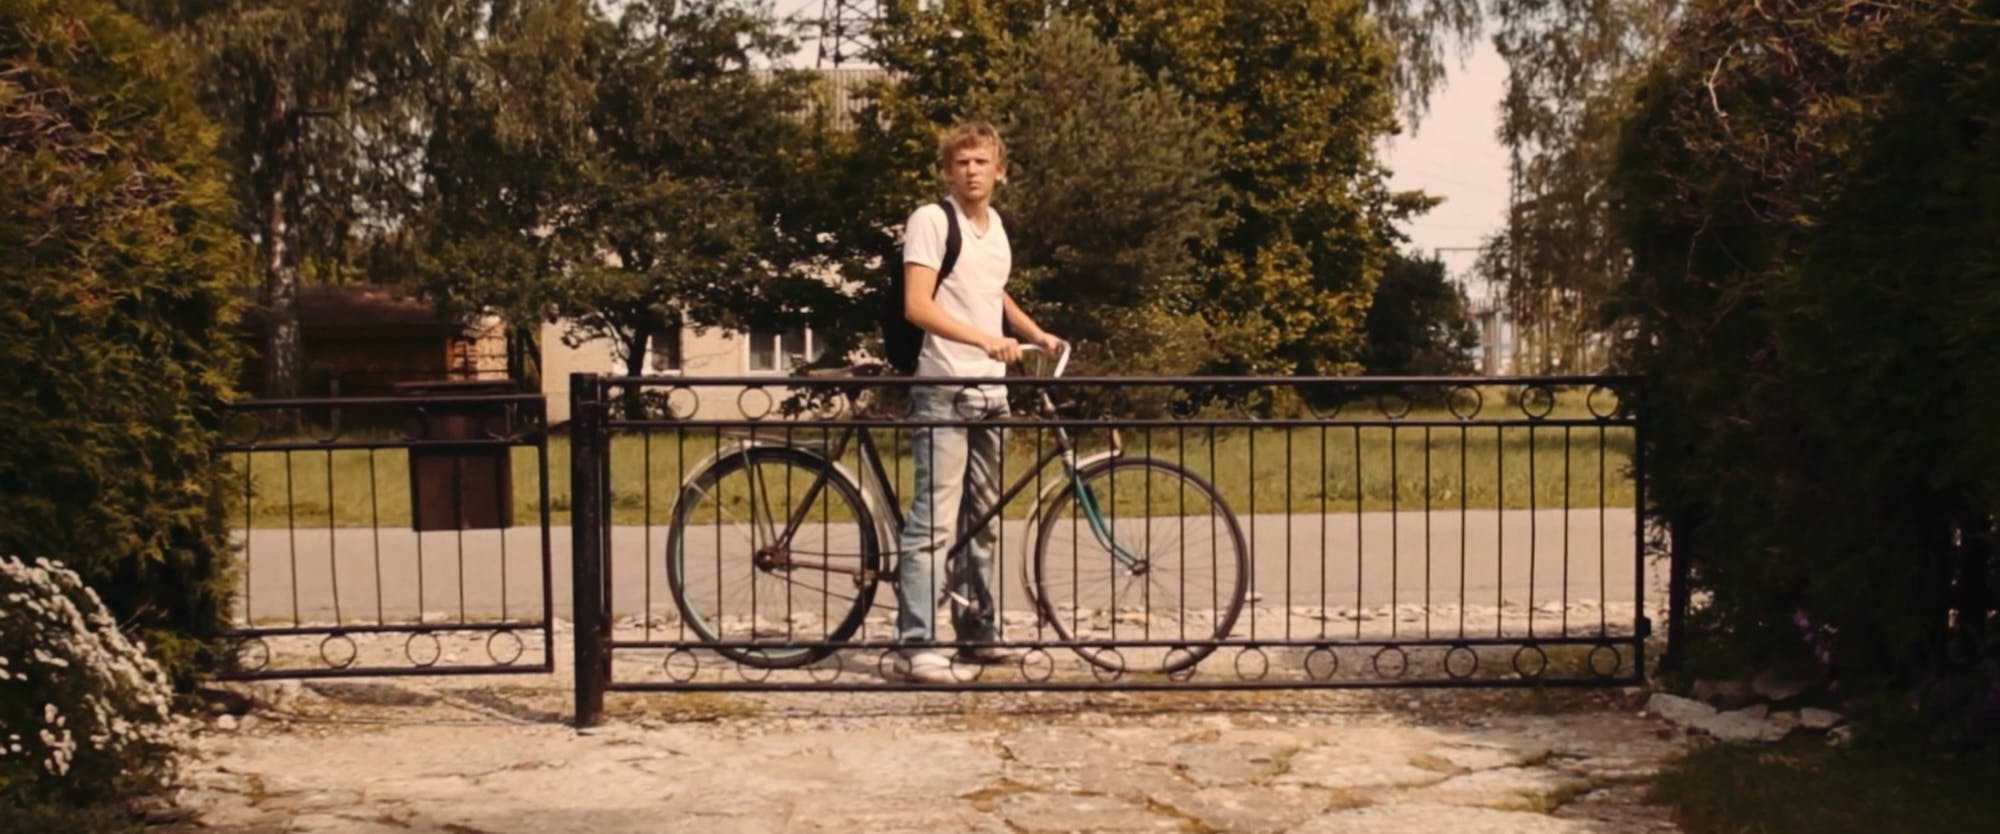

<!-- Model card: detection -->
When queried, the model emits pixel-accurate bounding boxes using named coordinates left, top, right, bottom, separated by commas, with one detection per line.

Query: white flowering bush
left=0, top=555, right=186, bottom=802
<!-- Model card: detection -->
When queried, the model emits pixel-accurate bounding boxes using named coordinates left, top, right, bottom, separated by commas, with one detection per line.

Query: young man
left=895, top=121, right=1062, bottom=683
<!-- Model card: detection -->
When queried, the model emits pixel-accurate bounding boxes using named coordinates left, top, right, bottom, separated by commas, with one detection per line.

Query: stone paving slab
left=166, top=677, right=1687, bottom=834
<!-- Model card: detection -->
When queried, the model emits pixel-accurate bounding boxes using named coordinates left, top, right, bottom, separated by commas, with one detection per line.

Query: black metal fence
left=567, top=370, right=1654, bottom=723
left=214, top=391, right=556, bottom=680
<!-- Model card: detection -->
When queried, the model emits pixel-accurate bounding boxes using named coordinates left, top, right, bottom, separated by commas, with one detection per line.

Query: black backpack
left=881, top=198, right=1003, bottom=374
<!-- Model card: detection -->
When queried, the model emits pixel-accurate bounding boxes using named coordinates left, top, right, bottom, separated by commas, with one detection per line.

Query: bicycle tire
left=1031, top=456, right=1248, bottom=676
left=665, top=445, right=881, bottom=668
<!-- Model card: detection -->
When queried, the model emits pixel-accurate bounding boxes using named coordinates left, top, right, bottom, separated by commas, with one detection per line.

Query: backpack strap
left=935, top=197, right=961, bottom=293
left=932, top=198, right=1002, bottom=287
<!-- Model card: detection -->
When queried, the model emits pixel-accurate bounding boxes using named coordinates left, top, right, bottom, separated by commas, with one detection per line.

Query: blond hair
left=937, top=121, right=1007, bottom=172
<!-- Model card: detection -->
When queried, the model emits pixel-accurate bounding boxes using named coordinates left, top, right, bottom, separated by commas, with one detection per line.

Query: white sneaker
left=901, top=650, right=955, bottom=684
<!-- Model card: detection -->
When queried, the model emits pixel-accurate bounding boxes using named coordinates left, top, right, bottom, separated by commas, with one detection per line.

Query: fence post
left=569, top=373, right=608, bottom=727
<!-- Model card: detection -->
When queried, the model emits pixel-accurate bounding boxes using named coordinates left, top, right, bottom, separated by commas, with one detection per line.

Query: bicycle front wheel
left=666, top=446, right=881, bottom=668
left=1032, top=457, right=1248, bottom=676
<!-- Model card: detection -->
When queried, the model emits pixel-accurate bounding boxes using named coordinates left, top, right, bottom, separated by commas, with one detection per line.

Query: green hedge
left=1, top=0, right=246, bottom=682
left=1616, top=0, right=2000, bottom=725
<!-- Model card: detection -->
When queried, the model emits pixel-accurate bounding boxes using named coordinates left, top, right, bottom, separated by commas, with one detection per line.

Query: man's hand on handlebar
left=983, top=337, right=1025, bottom=363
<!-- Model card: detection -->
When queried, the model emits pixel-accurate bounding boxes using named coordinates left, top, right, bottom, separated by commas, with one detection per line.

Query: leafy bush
left=1615, top=0, right=2000, bottom=728
left=1, top=0, right=247, bottom=680
left=1, top=555, right=186, bottom=806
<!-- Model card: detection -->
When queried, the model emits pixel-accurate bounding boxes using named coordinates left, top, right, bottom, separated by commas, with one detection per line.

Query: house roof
left=237, top=284, right=461, bottom=332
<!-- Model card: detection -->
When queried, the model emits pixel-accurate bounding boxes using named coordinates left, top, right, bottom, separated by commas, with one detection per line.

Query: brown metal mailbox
left=395, top=379, right=516, bottom=531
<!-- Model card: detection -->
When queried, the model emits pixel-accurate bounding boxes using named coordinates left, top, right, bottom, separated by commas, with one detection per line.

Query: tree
left=2, top=0, right=248, bottom=678
left=389, top=0, right=600, bottom=387
left=119, top=0, right=460, bottom=397
left=1615, top=0, right=2000, bottom=722
left=409, top=0, right=834, bottom=417
left=869, top=0, right=1423, bottom=376
left=1361, top=252, right=1478, bottom=375
left=1367, top=0, right=1483, bottom=124
left=1485, top=0, right=1678, bottom=373
left=963, top=15, right=1225, bottom=375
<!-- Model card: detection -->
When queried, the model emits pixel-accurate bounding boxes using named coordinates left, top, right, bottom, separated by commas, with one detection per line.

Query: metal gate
left=567, top=372, right=1655, bottom=725
left=215, top=390, right=556, bottom=680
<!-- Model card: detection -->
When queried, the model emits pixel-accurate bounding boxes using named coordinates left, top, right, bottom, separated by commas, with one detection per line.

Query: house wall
left=540, top=321, right=825, bottom=423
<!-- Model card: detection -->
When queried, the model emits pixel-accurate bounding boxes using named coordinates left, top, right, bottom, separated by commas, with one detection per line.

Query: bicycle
left=662, top=345, right=1248, bottom=676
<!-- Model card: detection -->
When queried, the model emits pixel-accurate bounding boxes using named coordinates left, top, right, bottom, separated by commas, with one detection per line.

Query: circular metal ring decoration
left=1376, top=391, right=1413, bottom=420
left=1234, top=646, right=1271, bottom=682
left=1090, top=648, right=1127, bottom=683
left=233, top=636, right=272, bottom=674
left=1443, top=644, right=1480, bottom=680
left=736, top=386, right=775, bottom=421
left=1234, top=386, right=1273, bottom=420
left=319, top=633, right=359, bottom=670
left=663, top=648, right=700, bottom=683
left=1518, top=384, right=1557, bottom=419
left=1512, top=644, right=1549, bottom=680
left=405, top=632, right=444, bottom=667
left=487, top=630, right=526, bottom=666
left=1296, top=383, right=1342, bottom=420
left=1098, top=386, right=1135, bottom=422
left=1168, top=387, right=1203, bottom=418
left=811, top=390, right=850, bottom=420
left=664, top=386, right=701, bottom=420
left=949, top=384, right=986, bottom=420
left=1020, top=648, right=1056, bottom=684
left=734, top=655, right=773, bottom=684
left=875, top=649, right=902, bottom=684
left=1587, top=643, right=1624, bottom=679
left=1586, top=385, right=1621, bottom=420
left=807, top=654, right=846, bottom=684
left=1447, top=385, right=1484, bottom=420
left=1165, top=647, right=1199, bottom=682
left=1303, top=645, right=1340, bottom=681
left=1371, top=645, right=1410, bottom=679
left=950, top=655, right=984, bottom=684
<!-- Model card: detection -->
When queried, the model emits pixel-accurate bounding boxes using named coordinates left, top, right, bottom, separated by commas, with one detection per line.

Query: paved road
left=232, top=508, right=1657, bottom=626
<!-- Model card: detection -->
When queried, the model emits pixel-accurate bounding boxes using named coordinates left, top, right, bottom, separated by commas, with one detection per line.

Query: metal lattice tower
left=816, top=0, right=879, bottom=68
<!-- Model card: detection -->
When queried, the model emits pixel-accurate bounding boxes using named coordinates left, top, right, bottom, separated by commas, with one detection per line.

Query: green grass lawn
left=224, top=415, right=1635, bottom=528
left=1652, top=738, right=2000, bottom=833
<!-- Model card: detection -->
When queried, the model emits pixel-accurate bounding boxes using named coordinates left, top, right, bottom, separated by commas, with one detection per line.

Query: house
left=237, top=284, right=508, bottom=399
left=236, top=283, right=835, bottom=423
left=539, top=320, right=829, bottom=423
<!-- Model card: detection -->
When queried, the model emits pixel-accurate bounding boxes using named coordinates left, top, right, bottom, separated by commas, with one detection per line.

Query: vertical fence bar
left=1641, top=383, right=1665, bottom=679
left=570, top=373, right=608, bottom=726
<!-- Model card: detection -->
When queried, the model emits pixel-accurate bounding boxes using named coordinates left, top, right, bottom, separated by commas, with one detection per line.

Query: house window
left=644, top=326, right=683, bottom=376
left=746, top=326, right=821, bottom=372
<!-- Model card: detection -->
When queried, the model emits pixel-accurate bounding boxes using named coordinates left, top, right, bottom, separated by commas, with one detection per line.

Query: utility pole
left=817, top=0, right=879, bottom=68
left=1434, top=246, right=1504, bottom=376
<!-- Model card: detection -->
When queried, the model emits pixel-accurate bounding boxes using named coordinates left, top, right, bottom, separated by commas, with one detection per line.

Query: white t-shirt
left=902, top=196, right=1011, bottom=380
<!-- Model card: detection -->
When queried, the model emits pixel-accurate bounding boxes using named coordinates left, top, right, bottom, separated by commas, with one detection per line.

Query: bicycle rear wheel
left=666, top=446, right=881, bottom=668
left=1032, top=456, right=1248, bottom=676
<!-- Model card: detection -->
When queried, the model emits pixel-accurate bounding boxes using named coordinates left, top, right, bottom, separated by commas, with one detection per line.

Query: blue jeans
left=896, top=385, right=1008, bottom=645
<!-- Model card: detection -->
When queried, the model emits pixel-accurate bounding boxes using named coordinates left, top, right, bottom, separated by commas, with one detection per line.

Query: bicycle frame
left=724, top=413, right=1112, bottom=584
left=713, top=346, right=1144, bottom=588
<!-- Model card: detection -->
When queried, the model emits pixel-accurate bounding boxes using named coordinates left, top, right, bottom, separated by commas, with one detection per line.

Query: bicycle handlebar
left=1020, top=341, right=1072, bottom=378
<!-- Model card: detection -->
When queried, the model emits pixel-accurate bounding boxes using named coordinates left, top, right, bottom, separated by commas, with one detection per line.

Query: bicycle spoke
left=1034, top=458, right=1247, bottom=675
left=666, top=448, right=880, bottom=668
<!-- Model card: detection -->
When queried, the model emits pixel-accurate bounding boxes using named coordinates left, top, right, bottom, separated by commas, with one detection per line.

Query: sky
left=1381, top=41, right=1510, bottom=273
left=766, top=1, right=1511, bottom=277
